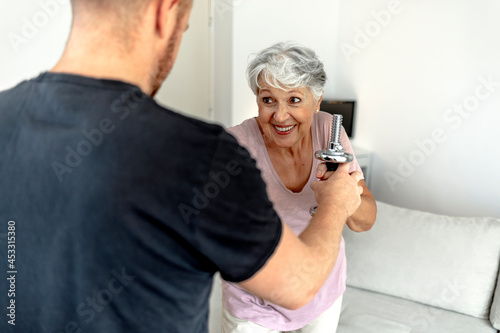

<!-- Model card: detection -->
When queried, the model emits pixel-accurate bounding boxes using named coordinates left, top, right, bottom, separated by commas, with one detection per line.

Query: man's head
left=64, top=0, right=193, bottom=95
left=69, top=0, right=191, bottom=34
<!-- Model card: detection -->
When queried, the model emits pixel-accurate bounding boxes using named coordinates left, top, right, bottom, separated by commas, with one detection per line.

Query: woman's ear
left=316, top=94, right=323, bottom=111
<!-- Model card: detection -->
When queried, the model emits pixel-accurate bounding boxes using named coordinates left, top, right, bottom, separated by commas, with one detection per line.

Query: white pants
left=221, top=295, right=343, bottom=333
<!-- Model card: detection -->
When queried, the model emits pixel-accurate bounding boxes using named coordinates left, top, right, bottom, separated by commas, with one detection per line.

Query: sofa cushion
left=343, top=201, right=500, bottom=319
left=338, top=286, right=497, bottom=333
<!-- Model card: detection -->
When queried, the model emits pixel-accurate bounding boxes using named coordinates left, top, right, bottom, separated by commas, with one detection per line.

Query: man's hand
left=315, top=162, right=377, bottom=232
left=311, top=163, right=363, bottom=218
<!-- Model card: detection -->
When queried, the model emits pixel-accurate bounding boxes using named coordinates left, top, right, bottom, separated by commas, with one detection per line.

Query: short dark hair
left=70, top=0, right=152, bottom=21
left=70, top=0, right=191, bottom=20
left=69, top=0, right=191, bottom=48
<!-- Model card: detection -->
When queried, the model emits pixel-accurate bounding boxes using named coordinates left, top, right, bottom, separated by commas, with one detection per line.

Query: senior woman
left=221, top=42, right=377, bottom=333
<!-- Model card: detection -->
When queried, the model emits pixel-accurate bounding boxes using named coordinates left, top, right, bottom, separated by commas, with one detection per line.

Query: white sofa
left=209, top=201, right=500, bottom=332
left=338, top=201, right=500, bottom=333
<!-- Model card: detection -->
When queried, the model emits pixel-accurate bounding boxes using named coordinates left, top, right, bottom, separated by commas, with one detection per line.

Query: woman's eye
left=290, top=97, right=301, bottom=103
left=262, top=97, right=273, bottom=104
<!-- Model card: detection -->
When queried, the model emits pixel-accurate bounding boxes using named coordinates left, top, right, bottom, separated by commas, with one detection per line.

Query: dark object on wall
left=320, top=100, right=355, bottom=138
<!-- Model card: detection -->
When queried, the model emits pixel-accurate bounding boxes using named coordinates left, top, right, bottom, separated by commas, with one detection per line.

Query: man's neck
left=51, top=29, right=156, bottom=95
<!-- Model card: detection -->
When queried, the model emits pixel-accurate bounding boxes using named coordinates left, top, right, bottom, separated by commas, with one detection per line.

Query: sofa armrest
left=491, top=272, right=500, bottom=330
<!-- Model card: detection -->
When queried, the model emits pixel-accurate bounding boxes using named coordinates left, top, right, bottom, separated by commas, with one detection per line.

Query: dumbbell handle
left=326, top=163, right=339, bottom=172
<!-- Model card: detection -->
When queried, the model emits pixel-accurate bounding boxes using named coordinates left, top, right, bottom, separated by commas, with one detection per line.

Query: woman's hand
left=315, top=162, right=341, bottom=180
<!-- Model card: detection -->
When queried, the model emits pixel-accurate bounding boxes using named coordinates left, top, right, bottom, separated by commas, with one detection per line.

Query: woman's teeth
left=274, top=125, right=295, bottom=132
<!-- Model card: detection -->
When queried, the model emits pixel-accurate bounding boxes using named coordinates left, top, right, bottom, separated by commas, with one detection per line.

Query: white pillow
left=343, top=201, right=500, bottom=319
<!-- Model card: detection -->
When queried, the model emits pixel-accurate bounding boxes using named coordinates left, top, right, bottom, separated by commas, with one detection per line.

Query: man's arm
left=238, top=163, right=363, bottom=310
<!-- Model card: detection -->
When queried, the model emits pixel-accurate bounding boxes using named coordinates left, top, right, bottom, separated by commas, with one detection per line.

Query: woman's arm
left=346, top=180, right=376, bottom=232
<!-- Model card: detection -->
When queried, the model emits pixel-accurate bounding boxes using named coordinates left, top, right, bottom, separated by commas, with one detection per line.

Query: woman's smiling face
left=256, top=80, right=322, bottom=150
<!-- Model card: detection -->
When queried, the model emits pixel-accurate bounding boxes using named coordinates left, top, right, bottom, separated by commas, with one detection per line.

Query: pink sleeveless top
left=222, top=111, right=363, bottom=331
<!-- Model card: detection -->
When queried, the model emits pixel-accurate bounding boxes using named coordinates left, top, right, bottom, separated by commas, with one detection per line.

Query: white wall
left=212, top=0, right=234, bottom=127
left=156, top=0, right=212, bottom=121
left=213, top=0, right=340, bottom=127
left=0, top=1, right=72, bottom=91
left=336, top=0, right=500, bottom=217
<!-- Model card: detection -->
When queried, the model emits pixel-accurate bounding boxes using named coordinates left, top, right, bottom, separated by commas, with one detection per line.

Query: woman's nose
left=273, top=103, right=289, bottom=122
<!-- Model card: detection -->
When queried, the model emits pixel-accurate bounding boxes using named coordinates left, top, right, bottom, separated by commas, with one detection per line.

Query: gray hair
left=247, top=42, right=327, bottom=101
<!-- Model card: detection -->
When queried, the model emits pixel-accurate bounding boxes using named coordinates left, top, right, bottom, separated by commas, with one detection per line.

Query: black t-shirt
left=0, top=73, right=282, bottom=332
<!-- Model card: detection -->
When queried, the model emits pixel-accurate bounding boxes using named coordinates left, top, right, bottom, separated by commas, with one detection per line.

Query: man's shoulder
left=160, top=107, right=226, bottom=137
left=0, top=79, right=33, bottom=103
left=137, top=103, right=234, bottom=156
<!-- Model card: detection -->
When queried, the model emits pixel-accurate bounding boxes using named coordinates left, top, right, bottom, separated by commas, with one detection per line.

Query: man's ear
left=155, top=0, right=181, bottom=38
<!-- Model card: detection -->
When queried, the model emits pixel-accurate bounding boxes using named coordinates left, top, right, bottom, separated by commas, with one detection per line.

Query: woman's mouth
left=273, top=124, right=296, bottom=135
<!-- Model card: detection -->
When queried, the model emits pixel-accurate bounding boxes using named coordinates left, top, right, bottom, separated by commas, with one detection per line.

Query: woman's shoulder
left=227, top=118, right=252, bottom=135
left=226, top=118, right=259, bottom=149
left=313, top=111, right=333, bottom=137
left=315, top=110, right=333, bottom=123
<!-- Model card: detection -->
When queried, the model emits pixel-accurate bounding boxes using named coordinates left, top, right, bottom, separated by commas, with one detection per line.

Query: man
left=0, top=0, right=367, bottom=332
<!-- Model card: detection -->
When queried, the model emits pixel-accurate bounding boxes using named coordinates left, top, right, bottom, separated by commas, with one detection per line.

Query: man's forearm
left=294, top=203, right=349, bottom=304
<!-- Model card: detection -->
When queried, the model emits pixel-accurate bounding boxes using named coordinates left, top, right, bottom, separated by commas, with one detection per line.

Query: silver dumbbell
left=310, top=114, right=353, bottom=215
left=315, top=114, right=353, bottom=170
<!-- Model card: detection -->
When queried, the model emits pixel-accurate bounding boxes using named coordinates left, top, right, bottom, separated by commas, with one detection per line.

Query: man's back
left=0, top=73, right=282, bottom=332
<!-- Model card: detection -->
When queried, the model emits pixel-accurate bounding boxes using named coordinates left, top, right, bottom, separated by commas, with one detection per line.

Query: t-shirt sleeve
left=192, top=130, right=282, bottom=283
